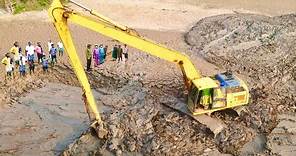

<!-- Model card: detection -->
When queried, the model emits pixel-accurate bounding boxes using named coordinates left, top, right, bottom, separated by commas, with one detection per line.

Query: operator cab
left=187, top=77, right=218, bottom=115
left=187, top=72, right=249, bottom=115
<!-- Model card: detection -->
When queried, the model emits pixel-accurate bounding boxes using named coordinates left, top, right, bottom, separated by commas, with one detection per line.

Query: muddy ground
left=61, top=14, right=296, bottom=156
left=186, top=13, right=296, bottom=155
left=0, top=0, right=295, bottom=156
left=0, top=83, right=90, bottom=155
left=0, top=19, right=221, bottom=155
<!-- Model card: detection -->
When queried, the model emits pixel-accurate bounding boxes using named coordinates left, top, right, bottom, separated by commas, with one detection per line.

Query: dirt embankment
left=186, top=13, right=296, bottom=155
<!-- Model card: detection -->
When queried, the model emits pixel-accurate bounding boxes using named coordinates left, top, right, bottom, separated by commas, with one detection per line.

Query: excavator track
left=161, top=101, right=226, bottom=136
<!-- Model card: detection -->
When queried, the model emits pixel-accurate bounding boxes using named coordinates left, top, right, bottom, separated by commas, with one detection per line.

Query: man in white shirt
left=19, top=53, right=27, bottom=77
left=25, top=42, right=35, bottom=62
left=48, top=40, right=53, bottom=52
left=57, top=41, right=64, bottom=57
left=57, top=41, right=63, bottom=49
left=123, top=44, right=129, bottom=62
left=19, top=53, right=27, bottom=65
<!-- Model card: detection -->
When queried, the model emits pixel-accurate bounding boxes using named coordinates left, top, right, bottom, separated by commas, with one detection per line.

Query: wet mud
left=61, top=14, right=296, bottom=155
left=0, top=83, right=89, bottom=155
left=186, top=13, right=296, bottom=155
left=0, top=10, right=295, bottom=156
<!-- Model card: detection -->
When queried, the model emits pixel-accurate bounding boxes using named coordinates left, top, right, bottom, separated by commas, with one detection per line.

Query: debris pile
left=61, top=13, right=296, bottom=155
left=186, top=13, right=296, bottom=154
left=63, top=74, right=218, bottom=155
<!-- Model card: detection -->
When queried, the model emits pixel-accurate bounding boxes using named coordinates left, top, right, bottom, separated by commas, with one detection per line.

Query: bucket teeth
left=91, top=121, right=108, bottom=139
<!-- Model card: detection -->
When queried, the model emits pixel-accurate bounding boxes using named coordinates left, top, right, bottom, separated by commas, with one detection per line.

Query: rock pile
left=186, top=13, right=296, bottom=155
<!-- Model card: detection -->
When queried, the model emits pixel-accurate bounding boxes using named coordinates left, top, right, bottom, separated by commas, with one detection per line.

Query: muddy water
left=0, top=83, right=102, bottom=155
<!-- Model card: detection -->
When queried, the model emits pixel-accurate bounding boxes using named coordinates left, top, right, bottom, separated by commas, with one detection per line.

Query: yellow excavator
left=49, top=0, right=249, bottom=134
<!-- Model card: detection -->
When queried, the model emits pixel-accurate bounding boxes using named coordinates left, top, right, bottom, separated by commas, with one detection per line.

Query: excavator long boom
left=50, top=0, right=201, bottom=83
left=49, top=0, right=202, bottom=122
left=49, top=0, right=249, bottom=135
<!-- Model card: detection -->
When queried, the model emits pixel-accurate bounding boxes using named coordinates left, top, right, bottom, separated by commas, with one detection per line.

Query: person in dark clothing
left=42, top=56, right=49, bottom=73
left=86, top=44, right=92, bottom=71
left=103, top=45, right=108, bottom=60
left=112, top=44, right=118, bottom=61
left=117, top=45, right=123, bottom=62
left=28, top=60, right=35, bottom=75
left=123, top=44, right=129, bottom=61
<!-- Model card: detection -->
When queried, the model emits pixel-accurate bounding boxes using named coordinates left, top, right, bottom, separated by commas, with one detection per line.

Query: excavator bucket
left=82, top=91, right=108, bottom=139
left=90, top=121, right=108, bottom=139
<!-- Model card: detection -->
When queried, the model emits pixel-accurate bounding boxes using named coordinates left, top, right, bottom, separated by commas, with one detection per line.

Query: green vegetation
left=13, top=0, right=51, bottom=14
left=0, top=0, right=67, bottom=14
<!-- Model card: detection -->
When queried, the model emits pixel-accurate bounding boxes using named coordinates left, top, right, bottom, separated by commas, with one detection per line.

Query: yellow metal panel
left=192, top=77, right=218, bottom=90
left=237, top=78, right=250, bottom=104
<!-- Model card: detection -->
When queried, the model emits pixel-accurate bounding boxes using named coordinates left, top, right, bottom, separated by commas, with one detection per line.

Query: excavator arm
left=49, top=0, right=249, bottom=126
left=49, top=0, right=203, bottom=123
left=49, top=0, right=201, bottom=85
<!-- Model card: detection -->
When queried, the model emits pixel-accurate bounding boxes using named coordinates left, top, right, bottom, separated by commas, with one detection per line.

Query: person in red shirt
left=35, top=42, right=43, bottom=63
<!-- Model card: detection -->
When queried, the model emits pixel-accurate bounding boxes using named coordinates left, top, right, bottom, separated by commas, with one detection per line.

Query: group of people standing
left=85, top=43, right=129, bottom=71
left=112, top=44, right=128, bottom=62
left=86, top=44, right=106, bottom=71
left=1, top=40, right=64, bottom=79
left=92, top=44, right=107, bottom=68
left=2, top=40, right=130, bottom=78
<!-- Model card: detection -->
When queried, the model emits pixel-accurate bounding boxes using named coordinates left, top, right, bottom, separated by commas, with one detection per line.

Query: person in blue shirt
left=19, top=54, right=26, bottom=77
left=42, top=56, right=49, bottom=73
left=49, top=44, right=57, bottom=66
left=99, top=44, right=105, bottom=64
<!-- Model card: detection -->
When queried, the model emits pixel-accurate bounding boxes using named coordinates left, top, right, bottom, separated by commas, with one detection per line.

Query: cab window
left=189, top=86, right=199, bottom=104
